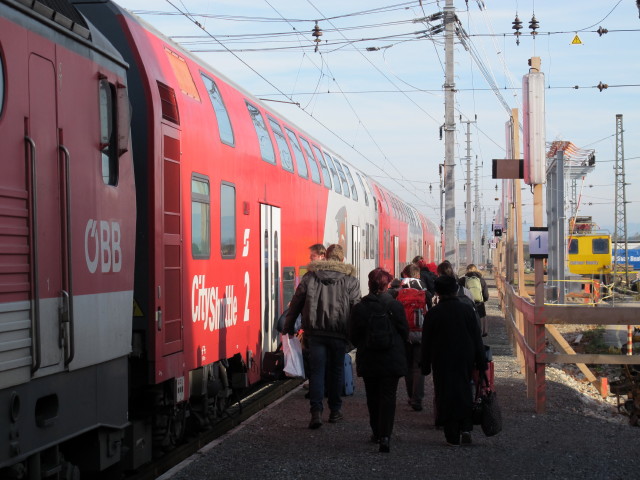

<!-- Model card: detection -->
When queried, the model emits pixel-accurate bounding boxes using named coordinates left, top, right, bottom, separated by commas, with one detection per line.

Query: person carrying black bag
left=349, top=268, right=408, bottom=453
left=421, top=275, right=487, bottom=446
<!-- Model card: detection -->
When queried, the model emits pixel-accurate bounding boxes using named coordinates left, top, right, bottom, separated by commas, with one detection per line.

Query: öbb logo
left=85, top=219, right=122, bottom=273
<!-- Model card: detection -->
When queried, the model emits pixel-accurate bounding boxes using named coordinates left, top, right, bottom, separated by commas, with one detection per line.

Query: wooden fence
left=494, top=273, right=640, bottom=413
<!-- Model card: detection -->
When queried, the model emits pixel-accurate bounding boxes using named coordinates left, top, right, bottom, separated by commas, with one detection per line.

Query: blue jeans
left=307, top=335, right=347, bottom=414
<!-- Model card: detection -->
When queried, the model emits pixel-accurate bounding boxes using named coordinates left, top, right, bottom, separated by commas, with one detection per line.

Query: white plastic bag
left=282, top=334, right=305, bottom=378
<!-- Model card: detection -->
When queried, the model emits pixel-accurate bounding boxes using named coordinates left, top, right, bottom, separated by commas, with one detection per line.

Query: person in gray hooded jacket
left=283, top=243, right=361, bottom=429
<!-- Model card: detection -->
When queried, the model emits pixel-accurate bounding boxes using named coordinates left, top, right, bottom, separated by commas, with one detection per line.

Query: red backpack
left=396, top=288, right=427, bottom=331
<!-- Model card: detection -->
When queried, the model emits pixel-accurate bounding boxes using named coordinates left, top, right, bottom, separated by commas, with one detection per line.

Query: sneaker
left=328, top=410, right=344, bottom=423
left=370, top=434, right=380, bottom=443
left=461, top=432, right=472, bottom=445
left=446, top=441, right=460, bottom=447
left=308, top=411, right=322, bottom=429
left=410, top=403, right=423, bottom=412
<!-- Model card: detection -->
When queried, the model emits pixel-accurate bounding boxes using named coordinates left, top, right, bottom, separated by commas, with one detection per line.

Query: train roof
left=110, top=1, right=439, bottom=228
left=6, top=0, right=128, bottom=68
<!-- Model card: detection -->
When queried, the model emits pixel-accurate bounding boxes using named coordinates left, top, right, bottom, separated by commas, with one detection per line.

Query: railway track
left=124, top=378, right=303, bottom=480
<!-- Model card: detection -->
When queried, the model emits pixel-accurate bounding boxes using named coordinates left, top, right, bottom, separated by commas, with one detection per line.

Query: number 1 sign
left=529, top=227, right=548, bottom=258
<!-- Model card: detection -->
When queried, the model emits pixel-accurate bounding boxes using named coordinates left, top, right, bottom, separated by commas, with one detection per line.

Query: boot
left=308, top=411, right=322, bottom=429
left=379, top=437, right=390, bottom=453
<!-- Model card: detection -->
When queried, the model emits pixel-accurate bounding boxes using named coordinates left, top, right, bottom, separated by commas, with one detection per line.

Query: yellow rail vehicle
left=567, top=233, right=612, bottom=276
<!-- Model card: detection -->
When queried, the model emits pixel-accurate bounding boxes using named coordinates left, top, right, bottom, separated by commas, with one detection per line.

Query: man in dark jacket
left=417, top=260, right=437, bottom=295
left=283, top=244, right=361, bottom=429
left=421, top=275, right=487, bottom=446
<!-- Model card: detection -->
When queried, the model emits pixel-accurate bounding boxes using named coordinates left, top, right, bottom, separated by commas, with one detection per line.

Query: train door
left=351, top=225, right=361, bottom=279
left=160, top=126, right=183, bottom=356
left=260, top=204, right=281, bottom=356
left=393, top=235, right=399, bottom=277
left=28, top=51, right=65, bottom=371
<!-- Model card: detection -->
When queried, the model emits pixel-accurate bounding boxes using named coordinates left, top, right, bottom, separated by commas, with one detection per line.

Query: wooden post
left=533, top=183, right=546, bottom=413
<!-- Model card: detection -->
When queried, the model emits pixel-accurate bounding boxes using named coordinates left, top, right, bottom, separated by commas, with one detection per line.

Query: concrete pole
left=474, top=157, right=481, bottom=264
left=513, top=108, right=526, bottom=297
left=464, top=120, right=473, bottom=265
left=443, top=0, right=457, bottom=265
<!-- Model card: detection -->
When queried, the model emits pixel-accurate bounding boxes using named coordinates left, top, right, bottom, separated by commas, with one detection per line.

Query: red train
left=0, top=0, right=440, bottom=477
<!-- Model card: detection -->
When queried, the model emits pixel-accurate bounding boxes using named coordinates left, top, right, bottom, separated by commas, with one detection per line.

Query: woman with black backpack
left=349, top=268, right=408, bottom=453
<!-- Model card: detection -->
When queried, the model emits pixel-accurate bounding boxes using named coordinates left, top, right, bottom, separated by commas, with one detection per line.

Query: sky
left=116, top=0, right=640, bottom=239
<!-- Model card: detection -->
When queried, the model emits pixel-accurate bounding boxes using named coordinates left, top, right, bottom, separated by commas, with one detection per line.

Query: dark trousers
left=404, top=341, right=425, bottom=406
left=307, top=335, right=346, bottom=414
left=363, top=376, right=400, bottom=438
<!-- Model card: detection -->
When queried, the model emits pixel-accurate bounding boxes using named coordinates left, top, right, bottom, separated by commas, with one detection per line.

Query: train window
left=191, top=175, right=210, bottom=259
left=282, top=267, right=296, bottom=308
left=245, top=102, right=275, bottom=164
left=284, top=128, right=308, bottom=179
left=369, top=224, right=375, bottom=259
left=364, top=223, right=370, bottom=259
left=311, top=145, right=332, bottom=189
left=568, top=239, right=578, bottom=254
left=99, top=79, right=118, bottom=186
left=592, top=238, right=609, bottom=254
left=267, top=116, right=294, bottom=173
left=332, top=157, right=351, bottom=199
left=322, top=151, right=342, bottom=194
left=221, top=182, right=236, bottom=258
left=355, top=173, right=369, bottom=206
left=201, top=73, right=234, bottom=146
left=341, top=163, right=359, bottom=202
left=164, top=47, right=200, bottom=101
left=298, top=137, right=321, bottom=184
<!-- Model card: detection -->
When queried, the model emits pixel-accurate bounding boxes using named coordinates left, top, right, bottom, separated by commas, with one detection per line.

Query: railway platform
left=161, top=282, right=640, bottom=480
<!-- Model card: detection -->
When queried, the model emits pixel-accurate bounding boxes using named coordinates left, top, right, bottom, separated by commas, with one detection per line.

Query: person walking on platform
left=349, top=268, right=408, bottom=453
left=417, top=260, right=437, bottom=296
left=283, top=244, right=360, bottom=430
left=459, top=264, right=490, bottom=336
left=395, top=263, right=431, bottom=412
left=421, top=275, right=487, bottom=446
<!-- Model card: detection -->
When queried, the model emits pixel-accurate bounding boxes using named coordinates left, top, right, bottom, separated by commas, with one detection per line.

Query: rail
left=494, top=272, right=640, bottom=413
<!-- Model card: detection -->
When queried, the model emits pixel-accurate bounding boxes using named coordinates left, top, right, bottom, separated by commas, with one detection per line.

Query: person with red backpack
left=391, top=264, right=432, bottom=411
left=458, top=264, right=490, bottom=336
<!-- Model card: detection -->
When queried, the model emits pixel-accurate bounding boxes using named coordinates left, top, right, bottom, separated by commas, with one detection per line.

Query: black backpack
left=365, top=297, right=394, bottom=350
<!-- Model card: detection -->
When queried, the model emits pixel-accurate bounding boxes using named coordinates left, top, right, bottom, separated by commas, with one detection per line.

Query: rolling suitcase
left=343, top=353, right=355, bottom=396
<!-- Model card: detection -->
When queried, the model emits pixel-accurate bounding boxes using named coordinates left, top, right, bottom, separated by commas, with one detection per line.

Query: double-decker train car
left=1, top=0, right=440, bottom=477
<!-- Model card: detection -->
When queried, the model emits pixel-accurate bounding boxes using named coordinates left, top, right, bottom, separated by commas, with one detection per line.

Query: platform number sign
left=529, top=227, right=548, bottom=258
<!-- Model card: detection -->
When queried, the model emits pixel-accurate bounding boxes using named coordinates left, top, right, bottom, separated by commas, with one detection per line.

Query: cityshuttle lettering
left=191, top=275, right=238, bottom=331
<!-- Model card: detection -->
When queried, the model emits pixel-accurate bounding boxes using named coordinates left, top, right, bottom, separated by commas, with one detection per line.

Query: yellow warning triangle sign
left=571, top=34, right=582, bottom=45
left=133, top=300, right=144, bottom=317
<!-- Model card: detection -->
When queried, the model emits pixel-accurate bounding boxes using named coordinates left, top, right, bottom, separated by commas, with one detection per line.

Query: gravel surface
left=165, top=282, right=640, bottom=480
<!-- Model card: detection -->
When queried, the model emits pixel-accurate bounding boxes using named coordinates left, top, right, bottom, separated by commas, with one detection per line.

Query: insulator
left=597, top=81, right=608, bottom=92
left=312, top=21, right=322, bottom=53
left=597, top=26, right=608, bottom=36
left=529, top=15, right=539, bottom=35
left=512, top=15, right=522, bottom=32
left=312, top=22, right=322, bottom=39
